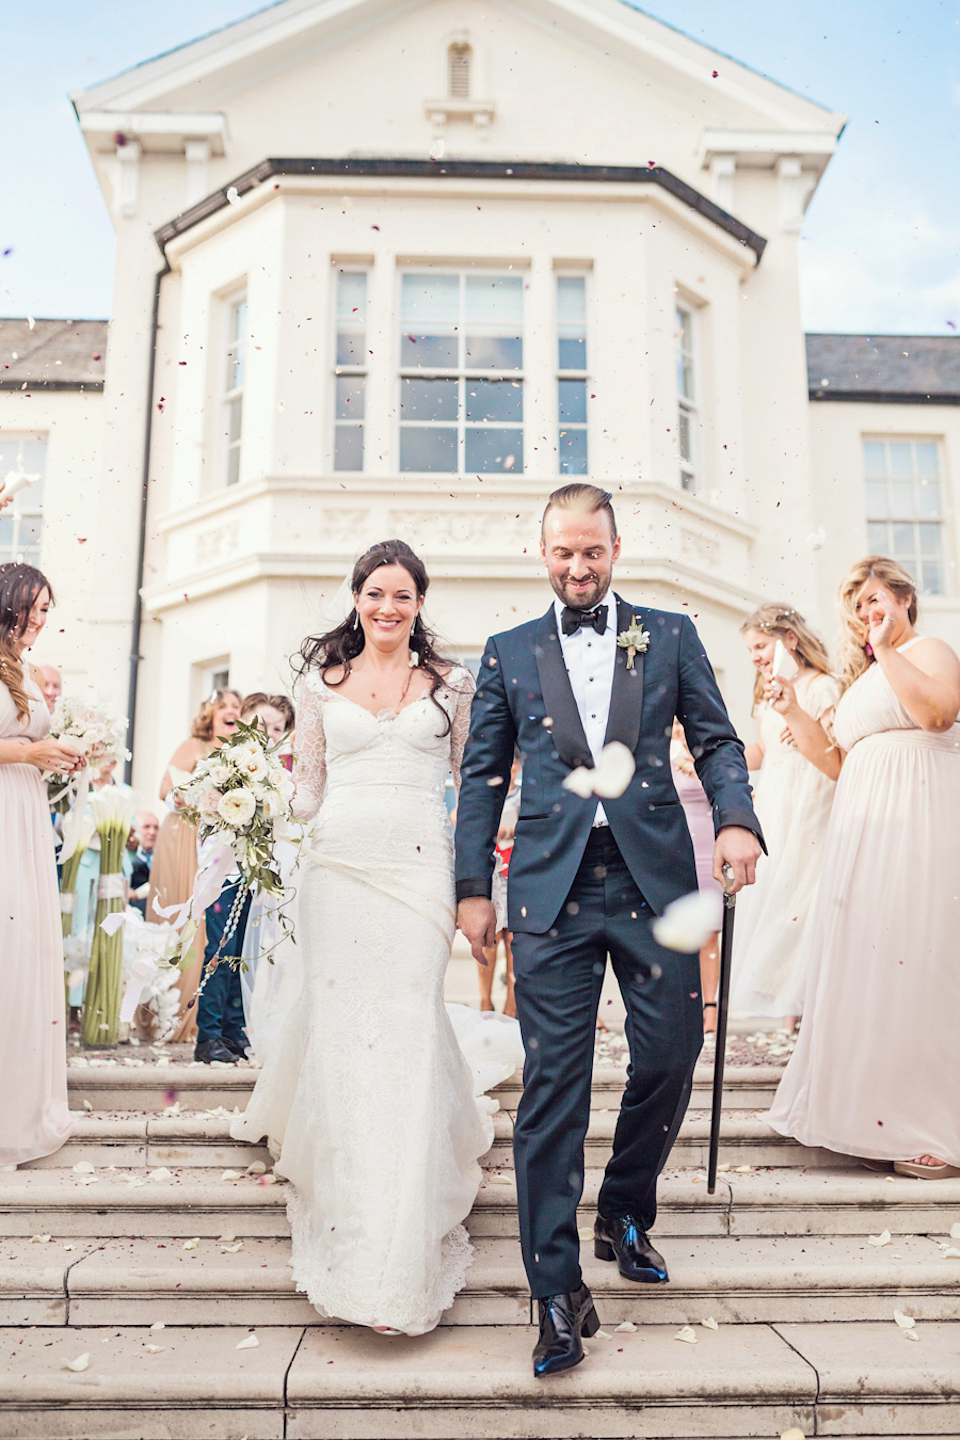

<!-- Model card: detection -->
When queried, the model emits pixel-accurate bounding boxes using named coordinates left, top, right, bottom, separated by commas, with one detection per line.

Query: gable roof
left=807, top=334, right=960, bottom=405
left=0, top=319, right=108, bottom=391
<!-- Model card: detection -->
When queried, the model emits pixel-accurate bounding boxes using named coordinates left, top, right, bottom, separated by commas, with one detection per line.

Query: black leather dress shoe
left=221, top=1036, right=250, bottom=1059
left=194, top=1038, right=239, bottom=1065
left=594, top=1215, right=668, bottom=1282
left=532, top=1282, right=600, bottom=1378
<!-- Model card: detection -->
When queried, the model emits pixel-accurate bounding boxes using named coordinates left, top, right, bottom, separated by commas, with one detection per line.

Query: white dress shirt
left=554, top=596, right=616, bottom=826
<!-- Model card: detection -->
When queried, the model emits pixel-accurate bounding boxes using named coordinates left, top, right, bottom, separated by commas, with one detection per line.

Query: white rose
left=237, top=750, right=269, bottom=783
left=260, top=790, right=282, bottom=820
left=275, top=772, right=295, bottom=802
left=217, top=788, right=257, bottom=827
left=207, top=762, right=231, bottom=787
left=229, top=741, right=260, bottom=766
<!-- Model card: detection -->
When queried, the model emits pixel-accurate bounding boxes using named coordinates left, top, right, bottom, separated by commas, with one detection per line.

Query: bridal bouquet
left=162, top=719, right=300, bottom=974
left=47, top=695, right=130, bottom=862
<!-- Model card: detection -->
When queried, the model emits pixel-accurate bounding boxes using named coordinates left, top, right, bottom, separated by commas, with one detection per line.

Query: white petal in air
left=652, top=890, right=723, bottom=953
left=562, top=742, right=636, bottom=801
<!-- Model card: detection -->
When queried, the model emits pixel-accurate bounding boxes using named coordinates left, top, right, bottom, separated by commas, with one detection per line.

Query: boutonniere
left=617, top=615, right=650, bottom=671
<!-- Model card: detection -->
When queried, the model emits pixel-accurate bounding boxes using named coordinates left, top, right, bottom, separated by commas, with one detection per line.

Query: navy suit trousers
left=511, top=830, right=703, bottom=1298
left=196, top=880, right=251, bottom=1047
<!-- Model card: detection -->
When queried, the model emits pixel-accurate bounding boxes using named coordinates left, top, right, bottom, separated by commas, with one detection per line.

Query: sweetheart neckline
left=321, top=689, right=433, bottom=723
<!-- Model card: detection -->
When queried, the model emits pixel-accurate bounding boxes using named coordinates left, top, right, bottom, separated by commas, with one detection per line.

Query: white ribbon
left=59, top=892, right=75, bottom=915
left=57, top=769, right=90, bottom=864
left=151, top=840, right=238, bottom=931
left=119, top=957, right=157, bottom=1024
left=97, top=874, right=127, bottom=901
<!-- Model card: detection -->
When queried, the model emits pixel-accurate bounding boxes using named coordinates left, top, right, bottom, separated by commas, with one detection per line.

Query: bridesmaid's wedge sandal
left=855, top=1157, right=894, bottom=1173
left=893, top=1160, right=960, bottom=1180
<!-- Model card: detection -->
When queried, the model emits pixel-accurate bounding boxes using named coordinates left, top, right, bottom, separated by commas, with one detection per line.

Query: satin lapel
left=603, top=596, right=644, bottom=753
left=535, top=608, right=594, bottom=770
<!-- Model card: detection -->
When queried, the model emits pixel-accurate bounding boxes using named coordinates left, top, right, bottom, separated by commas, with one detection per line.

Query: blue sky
left=1, top=0, right=957, bottom=333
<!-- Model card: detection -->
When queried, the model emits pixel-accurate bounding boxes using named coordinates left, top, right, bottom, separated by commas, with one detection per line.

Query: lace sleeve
left=292, top=675, right=327, bottom=821
left=446, top=667, right=477, bottom=795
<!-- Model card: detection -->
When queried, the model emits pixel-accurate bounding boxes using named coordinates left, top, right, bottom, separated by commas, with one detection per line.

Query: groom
left=456, top=484, right=763, bottom=1377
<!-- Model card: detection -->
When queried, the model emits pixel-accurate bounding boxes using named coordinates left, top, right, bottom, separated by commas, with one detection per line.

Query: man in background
left=128, top=811, right=160, bottom=916
left=38, top=664, right=61, bottom=714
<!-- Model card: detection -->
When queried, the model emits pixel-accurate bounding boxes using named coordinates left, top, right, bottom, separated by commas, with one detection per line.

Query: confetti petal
left=258, top=1173, right=278, bottom=1185
left=734, top=1165, right=752, bottom=1174
left=950, top=1223, right=960, bottom=1240
left=146, top=1344, right=165, bottom=1354
left=893, top=1309, right=915, bottom=1329
left=221, top=1170, right=242, bottom=1182
left=64, top=1353, right=90, bottom=1372
left=72, top=1162, right=95, bottom=1174
left=701, top=1316, right=719, bottom=1330
left=614, top=1321, right=637, bottom=1333
left=148, top=1168, right=173, bottom=1183
left=867, top=1230, right=892, bottom=1247
left=30, top=1235, right=52, bottom=1245
left=652, top=890, right=723, bottom=954
left=221, top=1241, right=244, bottom=1253
left=674, top=1326, right=698, bottom=1344
left=245, top=1161, right=266, bottom=1174
left=236, top=1333, right=259, bottom=1350
left=943, top=1247, right=960, bottom=1259
left=577, top=1227, right=593, bottom=1240
left=150, top=1322, right=165, bottom=1330
left=780, top=1430, right=806, bottom=1440
left=182, top=1238, right=200, bottom=1250
left=903, top=1328, right=920, bottom=1342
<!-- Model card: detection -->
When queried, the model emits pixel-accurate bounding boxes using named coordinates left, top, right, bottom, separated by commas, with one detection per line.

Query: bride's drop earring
left=353, top=609, right=360, bottom=630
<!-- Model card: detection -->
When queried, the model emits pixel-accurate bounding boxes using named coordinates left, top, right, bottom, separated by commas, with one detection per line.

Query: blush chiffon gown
left=0, top=673, right=73, bottom=1166
left=768, top=638, right=960, bottom=1167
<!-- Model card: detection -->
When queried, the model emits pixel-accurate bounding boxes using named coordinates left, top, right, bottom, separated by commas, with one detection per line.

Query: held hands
left=29, top=738, right=86, bottom=774
left=712, top=825, right=762, bottom=894
left=457, top=896, right=497, bottom=967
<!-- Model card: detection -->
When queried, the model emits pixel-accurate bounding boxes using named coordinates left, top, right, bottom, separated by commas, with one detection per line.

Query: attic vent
left=448, top=43, right=471, bottom=98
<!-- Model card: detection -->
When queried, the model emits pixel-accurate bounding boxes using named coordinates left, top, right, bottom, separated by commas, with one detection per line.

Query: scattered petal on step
left=943, top=1247, right=960, bottom=1259
left=614, top=1321, right=637, bottom=1333
left=701, top=1317, right=719, bottom=1330
left=221, top=1170, right=242, bottom=1182
left=246, top=1161, right=266, bottom=1174
left=78, top=1176, right=99, bottom=1186
left=734, top=1165, right=752, bottom=1173
left=950, top=1223, right=960, bottom=1240
left=894, top=1309, right=915, bottom=1329
left=903, top=1328, right=920, bottom=1341
left=867, top=1230, right=892, bottom=1247
left=148, top=1168, right=173, bottom=1183
left=72, top=1162, right=95, bottom=1174
left=30, top=1235, right=52, bottom=1244
left=64, top=1354, right=90, bottom=1372
left=486, top=1175, right=512, bottom=1185
left=577, top=1227, right=593, bottom=1240
left=146, top=1345, right=165, bottom=1354
left=885, top=1176, right=895, bottom=1183
left=221, top=1241, right=244, bottom=1253
left=258, top=1173, right=278, bottom=1186
left=780, top=1429, right=806, bottom=1440
left=236, top=1333, right=259, bottom=1350
left=182, top=1238, right=200, bottom=1250
left=62, top=1245, right=74, bottom=1252
left=717, top=1163, right=731, bottom=1172
left=674, top=1326, right=698, bottom=1344
left=150, top=1322, right=165, bottom=1330
left=595, top=1329, right=612, bottom=1339
left=581, top=1344, right=591, bottom=1357
left=82, top=1100, right=93, bottom=1112
left=156, top=1056, right=170, bottom=1067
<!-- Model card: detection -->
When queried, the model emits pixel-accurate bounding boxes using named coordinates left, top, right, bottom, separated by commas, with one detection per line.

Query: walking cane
left=707, top=863, right=737, bottom=1195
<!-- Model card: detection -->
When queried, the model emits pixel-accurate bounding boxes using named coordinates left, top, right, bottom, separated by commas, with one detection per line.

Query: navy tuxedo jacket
left=455, top=595, right=763, bottom=935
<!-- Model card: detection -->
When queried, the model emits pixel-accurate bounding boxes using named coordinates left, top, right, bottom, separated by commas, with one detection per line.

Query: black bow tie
left=561, top=604, right=608, bottom=637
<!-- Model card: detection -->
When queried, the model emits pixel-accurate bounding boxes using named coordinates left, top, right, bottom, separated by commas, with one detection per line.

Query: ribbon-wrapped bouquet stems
left=80, top=788, right=138, bottom=1048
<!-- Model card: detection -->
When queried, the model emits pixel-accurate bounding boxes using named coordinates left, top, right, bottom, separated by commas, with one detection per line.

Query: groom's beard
left=550, top=569, right=613, bottom=611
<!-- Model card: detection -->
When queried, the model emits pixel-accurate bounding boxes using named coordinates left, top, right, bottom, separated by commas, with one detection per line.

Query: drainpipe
left=124, top=260, right=170, bottom=784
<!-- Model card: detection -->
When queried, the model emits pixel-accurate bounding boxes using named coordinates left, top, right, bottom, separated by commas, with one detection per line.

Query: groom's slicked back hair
left=542, top=483, right=618, bottom=541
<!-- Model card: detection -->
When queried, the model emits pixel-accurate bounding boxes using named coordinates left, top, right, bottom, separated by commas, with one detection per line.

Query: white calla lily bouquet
left=162, top=719, right=301, bottom=975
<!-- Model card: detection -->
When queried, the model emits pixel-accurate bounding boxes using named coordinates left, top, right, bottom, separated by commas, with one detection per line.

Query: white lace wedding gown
left=231, top=666, right=519, bottom=1334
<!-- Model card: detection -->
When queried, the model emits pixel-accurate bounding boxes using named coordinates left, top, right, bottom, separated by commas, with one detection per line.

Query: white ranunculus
left=237, top=749, right=269, bottom=783
left=652, top=890, right=723, bottom=953
left=229, top=740, right=260, bottom=767
left=217, top=788, right=257, bottom=827
left=206, top=762, right=231, bottom=788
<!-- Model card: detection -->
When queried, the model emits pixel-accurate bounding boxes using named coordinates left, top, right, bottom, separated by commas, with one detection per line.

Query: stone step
left=2, top=1320, right=959, bottom=1439
left=65, top=1062, right=784, bottom=1113
left=3, top=1164, right=957, bottom=1244
left=4, top=1231, right=959, bottom=1330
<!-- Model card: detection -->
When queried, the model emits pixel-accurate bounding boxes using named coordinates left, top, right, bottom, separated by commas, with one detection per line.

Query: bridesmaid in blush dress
left=768, top=558, right=960, bottom=1178
left=0, top=564, right=81, bottom=1169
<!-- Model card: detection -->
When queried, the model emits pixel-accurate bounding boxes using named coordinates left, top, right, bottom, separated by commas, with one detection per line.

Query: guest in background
left=0, top=563, right=80, bottom=1168
left=768, top=559, right=960, bottom=1177
left=241, top=691, right=295, bottom=769
left=128, top=810, right=159, bottom=917
left=69, top=757, right=136, bottom=947
left=731, top=604, right=839, bottom=1034
left=38, top=664, right=61, bottom=715
left=670, top=721, right=723, bottom=1033
left=149, top=689, right=242, bottom=1042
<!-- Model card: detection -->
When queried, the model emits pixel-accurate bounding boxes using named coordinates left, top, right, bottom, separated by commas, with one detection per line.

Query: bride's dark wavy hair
left=296, top=540, right=457, bottom=734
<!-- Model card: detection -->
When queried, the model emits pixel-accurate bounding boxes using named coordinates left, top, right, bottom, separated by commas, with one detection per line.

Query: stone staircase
left=1, top=1060, right=959, bottom=1438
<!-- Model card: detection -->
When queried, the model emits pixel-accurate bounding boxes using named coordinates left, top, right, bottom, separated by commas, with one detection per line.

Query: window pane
left=227, top=394, right=242, bottom=445
left=401, top=333, right=458, bottom=368
left=400, top=426, right=458, bottom=472
left=335, top=376, right=365, bottom=421
left=226, top=345, right=243, bottom=392
left=915, top=443, right=939, bottom=479
left=558, top=379, right=586, bottom=425
left=558, top=428, right=588, bottom=475
left=865, top=480, right=887, bottom=516
left=232, top=298, right=247, bottom=343
left=889, top=442, right=912, bottom=478
left=18, top=515, right=43, bottom=548
left=892, top=523, right=914, bottom=558
left=918, top=523, right=941, bottom=557
left=917, top=480, right=941, bottom=517
left=558, top=336, right=586, bottom=370
left=336, top=271, right=367, bottom=323
left=337, top=332, right=367, bottom=366
left=862, top=441, right=886, bottom=479
left=678, top=408, right=691, bottom=463
left=465, top=428, right=522, bottom=473
left=334, top=424, right=363, bottom=472
left=465, top=274, right=523, bottom=326
left=0, top=515, right=13, bottom=548
left=401, top=273, right=460, bottom=325
left=891, top=481, right=913, bottom=515
left=920, top=560, right=943, bottom=595
left=465, top=378, right=523, bottom=422
left=867, top=522, right=888, bottom=553
left=557, top=276, right=586, bottom=326
left=226, top=445, right=241, bottom=488
left=401, top=378, right=458, bottom=422
left=464, top=334, right=522, bottom=369
left=19, top=441, right=46, bottom=506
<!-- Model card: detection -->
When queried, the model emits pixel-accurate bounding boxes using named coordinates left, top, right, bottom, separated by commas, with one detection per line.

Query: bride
left=231, top=539, right=520, bottom=1335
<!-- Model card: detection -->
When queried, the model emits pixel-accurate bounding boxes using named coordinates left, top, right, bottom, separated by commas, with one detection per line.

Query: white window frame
left=0, top=435, right=46, bottom=565
left=448, top=42, right=472, bottom=97
left=397, top=268, right=525, bottom=477
left=863, top=436, right=947, bottom=596
left=332, top=267, right=369, bottom=473
left=676, top=302, right=699, bottom=493
left=221, top=291, right=247, bottom=487
left=556, top=272, right=589, bottom=476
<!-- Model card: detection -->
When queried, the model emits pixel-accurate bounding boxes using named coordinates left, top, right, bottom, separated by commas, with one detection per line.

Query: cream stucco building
left=1, top=0, right=957, bottom=798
